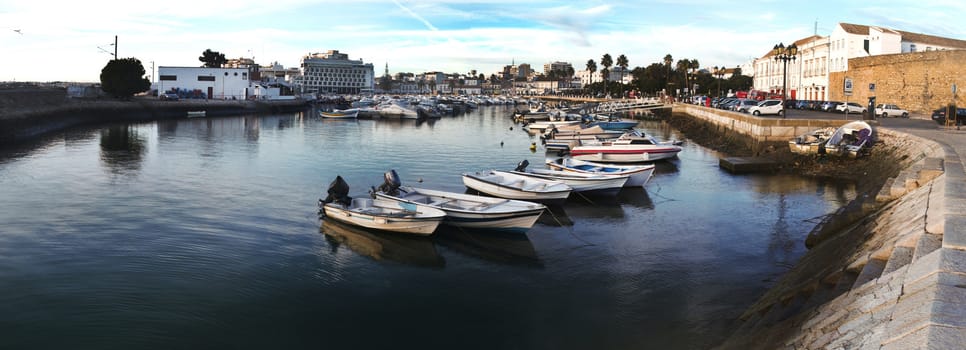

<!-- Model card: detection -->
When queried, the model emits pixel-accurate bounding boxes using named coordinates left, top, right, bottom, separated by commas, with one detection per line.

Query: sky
left=2, top=0, right=964, bottom=82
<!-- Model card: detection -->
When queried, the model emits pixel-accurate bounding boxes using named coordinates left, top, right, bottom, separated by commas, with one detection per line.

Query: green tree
left=199, top=49, right=227, bottom=68
left=600, top=53, right=613, bottom=89
left=585, top=59, right=597, bottom=92
left=616, top=54, right=628, bottom=97
left=417, top=79, right=425, bottom=94
left=428, top=80, right=437, bottom=95
left=663, top=54, right=673, bottom=95
left=379, top=75, right=392, bottom=92
left=99, top=58, right=150, bottom=99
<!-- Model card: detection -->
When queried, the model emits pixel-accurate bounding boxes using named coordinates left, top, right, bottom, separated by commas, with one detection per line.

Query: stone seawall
left=673, top=104, right=854, bottom=145
left=0, top=97, right=309, bottom=144
left=713, top=128, right=966, bottom=348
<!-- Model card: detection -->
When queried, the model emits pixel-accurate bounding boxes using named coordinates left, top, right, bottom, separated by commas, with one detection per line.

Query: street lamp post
left=773, top=42, right=797, bottom=118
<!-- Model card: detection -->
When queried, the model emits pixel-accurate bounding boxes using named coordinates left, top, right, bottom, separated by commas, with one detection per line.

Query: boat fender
left=529, top=142, right=537, bottom=151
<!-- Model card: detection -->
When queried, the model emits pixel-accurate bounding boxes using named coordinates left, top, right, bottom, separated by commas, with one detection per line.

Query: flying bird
left=13, top=29, right=23, bottom=35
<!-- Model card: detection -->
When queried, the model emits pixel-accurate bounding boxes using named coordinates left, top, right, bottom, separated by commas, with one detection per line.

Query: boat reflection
left=320, top=219, right=445, bottom=268
left=537, top=204, right=573, bottom=227
left=434, top=227, right=542, bottom=268
left=616, top=187, right=655, bottom=210
left=563, top=195, right=625, bottom=219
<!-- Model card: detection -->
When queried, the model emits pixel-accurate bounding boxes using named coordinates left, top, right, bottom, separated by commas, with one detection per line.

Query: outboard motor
left=322, top=175, right=352, bottom=206
left=514, top=159, right=530, bottom=172
left=375, top=169, right=402, bottom=196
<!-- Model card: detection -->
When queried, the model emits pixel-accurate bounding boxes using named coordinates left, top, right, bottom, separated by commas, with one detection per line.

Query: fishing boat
left=823, top=121, right=875, bottom=158
left=546, top=158, right=655, bottom=187
left=569, top=129, right=682, bottom=162
left=508, top=160, right=628, bottom=196
left=462, top=170, right=572, bottom=204
left=788, top=127, right=837, bottom=155
left=186, top=110, right=206, bottom=118
left=583, top=114, right=638, bottom=130
left=320, top=108, right=359, bottom=119
left=319, top=176, right=445, bottom=235
left=372, top=171, right=546, bottom=233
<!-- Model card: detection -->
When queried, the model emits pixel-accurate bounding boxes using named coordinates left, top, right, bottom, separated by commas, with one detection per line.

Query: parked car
left=820, top=101, right=843, bottom=112
left=160, top=92, right=180, bottom=101
left=748, top=99, right=784, bottom=116
left=734, top=99, right=760, bottom=113
left=931, top=106, right=966, bottom=125
left=834, top=102, right=865, bottom=114
left=874, top=104, right=909, bottom=118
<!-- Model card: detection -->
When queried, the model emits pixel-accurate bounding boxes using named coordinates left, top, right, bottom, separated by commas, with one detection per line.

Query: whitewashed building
left=294, top=50, right=374, bottom=94
left=156, top=66, right=252, bottom=100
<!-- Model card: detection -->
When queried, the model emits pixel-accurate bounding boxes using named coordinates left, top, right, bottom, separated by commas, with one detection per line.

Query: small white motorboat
left=372, top=171, right=546, bottom=233
left=186, top=110, right=206, bottom=118
left=788, top=127, right=836, bottom=155
left=320, top=108, right=359, bottom=119
left=319, top=176, right=446, bottom=236
left=823, top=121, right=875, bottom=158
left=546, top=158, right=655, bottom=187
left=462, top=170, right=572, bottom=204
left=507, top=160, right=628, bottom=196
left=569, top=129, right=682, bottom=163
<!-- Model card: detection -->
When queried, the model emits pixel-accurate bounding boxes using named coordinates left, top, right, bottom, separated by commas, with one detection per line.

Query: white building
left=294, top=50, right=374, bottom=94
left=543, top=61, right=573, bottom=75
left=796, top=35, right=830, bottom=101
left=156, top=66, right=252, bottom=100
left=829, top=23, right=966, bottom=73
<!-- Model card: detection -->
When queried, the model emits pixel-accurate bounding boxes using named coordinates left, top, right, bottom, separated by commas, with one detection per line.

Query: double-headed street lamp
left=773, top=42, right=797, bottom=118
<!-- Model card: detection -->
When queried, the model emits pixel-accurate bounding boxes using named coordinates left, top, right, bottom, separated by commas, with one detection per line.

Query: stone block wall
left=829, top=50, right=966, bottom=115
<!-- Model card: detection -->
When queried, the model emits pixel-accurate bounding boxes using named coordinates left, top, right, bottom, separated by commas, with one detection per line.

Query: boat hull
left=569, top=145, right=680, bottom=162
left=462, top=171, right=571, bottom=204
left=321, top=198, right=444, bottom=235
left=546, top=158, right=655, bottom=187
left=320, top=109, right=359, bottom=119
left=375, top=187, right=546, bottom=233
left=510, top=169, right=627, bottom=196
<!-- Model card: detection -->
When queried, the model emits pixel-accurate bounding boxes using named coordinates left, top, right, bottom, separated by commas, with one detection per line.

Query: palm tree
left=689, top=59, right=700, bottom=94
left=417, top=79, right=425, bottom=94
left=600, top=54, right=613, bottom=95
left=586, top=59, right=597, bottom=94
left=616, top=54, right=628, bottom=98
left=663, top=54, right=673, bottom=95
left=428, top=80, right=437, bottom=95
left=676, top=59, right=690, bottom=97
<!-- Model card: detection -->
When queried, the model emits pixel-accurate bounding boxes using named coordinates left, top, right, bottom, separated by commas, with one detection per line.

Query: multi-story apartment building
left=294, top=50, right=374, bottom=94
left=543, top=61, right=573, bottom=75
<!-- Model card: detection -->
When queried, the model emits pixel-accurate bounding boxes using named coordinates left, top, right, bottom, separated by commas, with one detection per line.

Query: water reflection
left=99, top=124, right=146, bottom=175
left=320, top=219, right=445, bottom=268
left=616, top=187, right=656, bottom=210
left=434, top=227, right=542, bottom=267
left=537, top=204, right=573, bottom=227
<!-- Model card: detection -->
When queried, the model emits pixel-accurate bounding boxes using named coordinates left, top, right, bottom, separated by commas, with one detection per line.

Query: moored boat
left=319, top=176, right=445, bottom=235
left=788, top=127, right=836, bottom=155
left=320, top=108, right=359, bottom=119
left=569, top=129, right=682, bottom=163
left=462, top=170, right=572, bottom=204
left=823, top=121, right=875, bottom=158
left=187, top=110, right=206, bottom=118
left=508, top=160, right=628, bottom=196
left=372, top=171, right=546, bottom=233
left=546, top=157, right=655, bottom=187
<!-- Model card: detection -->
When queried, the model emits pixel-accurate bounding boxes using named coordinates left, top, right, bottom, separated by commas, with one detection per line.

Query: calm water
left=0, top=106, right=856, bottom=349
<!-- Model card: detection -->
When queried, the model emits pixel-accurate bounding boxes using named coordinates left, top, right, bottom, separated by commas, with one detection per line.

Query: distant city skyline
left=1, top=0, right=964, bottom=82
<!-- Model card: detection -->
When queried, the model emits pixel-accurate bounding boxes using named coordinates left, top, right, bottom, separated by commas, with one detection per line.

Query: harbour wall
left=828, top=50, right=966, bottom=115
left=673, top=103, right=858, bottom=145
left=671, top=105, right=966, bottom=349
left=0, top=88, right=309, bottom=144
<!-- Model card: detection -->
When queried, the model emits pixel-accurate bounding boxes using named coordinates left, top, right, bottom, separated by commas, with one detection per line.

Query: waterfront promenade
left=704, top=106, right=966, bottom=349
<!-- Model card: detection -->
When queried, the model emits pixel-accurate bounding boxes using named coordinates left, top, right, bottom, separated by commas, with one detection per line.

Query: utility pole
left=114, top=35, right=117, bottom=58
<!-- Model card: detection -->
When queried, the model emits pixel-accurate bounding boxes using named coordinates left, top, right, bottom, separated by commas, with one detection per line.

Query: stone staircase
left=716, top=155, right=949, bottom=349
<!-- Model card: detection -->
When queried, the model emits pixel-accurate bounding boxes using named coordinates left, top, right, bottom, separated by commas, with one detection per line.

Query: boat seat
left=351, top=198, right=373, bottom=209
left=405, top=194, right=432, bottom=204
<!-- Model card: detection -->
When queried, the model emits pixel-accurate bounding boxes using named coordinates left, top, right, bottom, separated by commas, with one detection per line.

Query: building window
left=198, top=76, right=215, bottom=82
left=910, top=44, right=917, bottom=52
left=159, top=75, right=177, bottom=81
